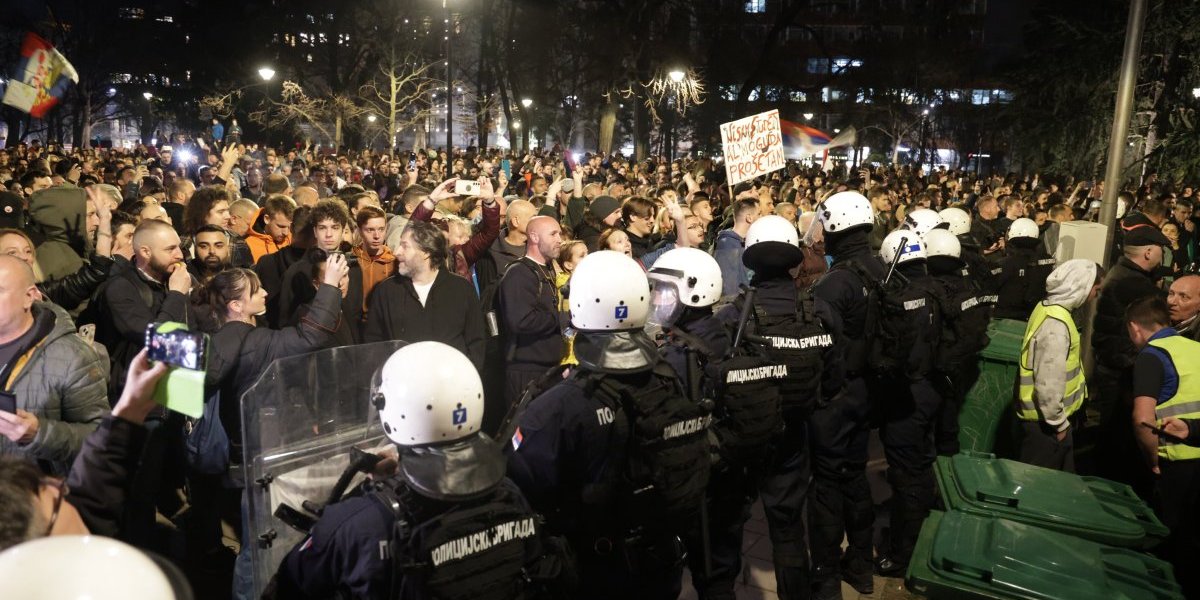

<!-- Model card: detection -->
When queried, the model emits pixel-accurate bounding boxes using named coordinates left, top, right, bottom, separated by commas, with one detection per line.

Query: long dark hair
left=192, top=268, right=261, bottom=327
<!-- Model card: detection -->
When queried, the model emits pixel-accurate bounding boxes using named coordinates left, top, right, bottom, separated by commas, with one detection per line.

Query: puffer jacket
left=1, top=302, right=110, bottom=475
left=39, top=255, right=115, bottom=312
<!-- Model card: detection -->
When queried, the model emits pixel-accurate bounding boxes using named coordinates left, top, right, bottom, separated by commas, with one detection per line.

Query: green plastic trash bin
left=907, top=510, right=1182, bottom=600
left=935, top=452, right=1167, bottom=548
left=958, top=319, right=1026, bottom=454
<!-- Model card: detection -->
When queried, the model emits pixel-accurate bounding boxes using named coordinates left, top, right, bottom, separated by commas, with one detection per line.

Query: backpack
left=373, top=479, right=564, bottom=600
left=932, top=270, right=995, bottom=373
left=184, top=331, right=247, bottom=475
left=670, top=329, right=785, bottom=467
left=835, top=259, right=932, bottom=377
left=575, top=364, right=711, bottom=530
left=734, top=290, right=831, bottom=417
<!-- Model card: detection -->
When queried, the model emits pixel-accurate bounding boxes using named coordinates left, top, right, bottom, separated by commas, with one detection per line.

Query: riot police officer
left=874, top=230, right=942, bottom=576
left=803, top=191, right=882, bottom=597
left=940, top=206, right=996, bottom=293
left=507, top=250, right=711, bottom=600
left=649, top=247, right=766, bottom=600
left=923, top=228, right=995, bottom=455
left=268, top=342, right=560, bottom=600
left=715, top=215, right=842, bottom=599
left=993, top=217, right=1056, bottom=320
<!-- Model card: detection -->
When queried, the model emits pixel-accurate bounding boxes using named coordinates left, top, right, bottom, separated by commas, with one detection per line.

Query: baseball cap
left=0, top=192, right=24, bottom=228
left=1121, top=213, right=1169, bottom=247
left=561, top=179, right=575, bottom=194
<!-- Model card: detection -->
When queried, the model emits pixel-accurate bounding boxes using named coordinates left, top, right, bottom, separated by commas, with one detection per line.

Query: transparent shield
left=242, top=341, right=406, bottom=598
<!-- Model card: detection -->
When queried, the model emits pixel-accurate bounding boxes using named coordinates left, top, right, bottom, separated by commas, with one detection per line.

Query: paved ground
left=679, top=431, right=922, bottom=600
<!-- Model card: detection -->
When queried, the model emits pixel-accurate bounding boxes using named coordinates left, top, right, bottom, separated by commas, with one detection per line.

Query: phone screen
left=0, top=391, right=15, bottom=414
left=145, top=326, right=209, bottom=370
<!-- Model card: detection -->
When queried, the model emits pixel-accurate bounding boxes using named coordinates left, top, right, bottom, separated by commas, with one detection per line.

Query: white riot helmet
left=1117, top=196, right=1128, bottom=219
left=743, top=214, right=804, bottom=269
left=880, top=229, right=927, bottom=265
left=903, top=208, right=947, bottom=237
left=0, top=536, right=178, bottom=599
left=570, top=250, right=650, bottom=331
left=1007, top=217, right=1039, bottom=240
left=648, top=248, right=723, bottom=326
left=923, top=228, right=962, bottom=259
left=938, top=207, right=972, bottom=236
left=816, top=191, right=874, bottom=234
left=373, top=341, right=484, bottom=446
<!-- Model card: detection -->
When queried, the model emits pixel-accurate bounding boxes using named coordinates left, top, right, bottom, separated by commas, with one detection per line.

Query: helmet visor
left=803, top=203, right=826, bottom=247
left=648, top=280, right=685, bottom=327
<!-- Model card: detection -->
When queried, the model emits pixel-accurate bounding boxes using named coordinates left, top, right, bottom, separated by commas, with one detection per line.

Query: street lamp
left=802, top=112, right=814, bottom=121
left=512, top=121, right=521, bottom=129
left=521, top=98, right=533, bottom=108
left=668, top=69, right=685, bottom=83
left=258, top=67, right=276, bottom=82
left=367, top=114, right=377, bottom=123
left=142, top=91, right=153, bottom=100
left=1193, top=87, right=1200, bottom=99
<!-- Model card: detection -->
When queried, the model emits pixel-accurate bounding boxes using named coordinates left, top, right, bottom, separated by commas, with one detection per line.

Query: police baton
left=884, top=235, right=908, bottom=286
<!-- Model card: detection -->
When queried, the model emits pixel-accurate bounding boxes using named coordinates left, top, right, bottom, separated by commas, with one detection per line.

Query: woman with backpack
left=186, top=253, right=347, bottom=597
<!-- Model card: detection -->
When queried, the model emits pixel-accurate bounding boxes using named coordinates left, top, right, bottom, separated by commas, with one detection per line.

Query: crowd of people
left=0, top=133, right=1198, bottom=600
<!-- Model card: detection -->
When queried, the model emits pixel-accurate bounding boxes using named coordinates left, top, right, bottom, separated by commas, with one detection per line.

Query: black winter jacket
left=66, top=415, right=147, bottom=537
left=363, top=269, right=487, bottom=371
left=1093, top=258, right=1165, bottom=371
left=39, top=254, right=115, bottom=311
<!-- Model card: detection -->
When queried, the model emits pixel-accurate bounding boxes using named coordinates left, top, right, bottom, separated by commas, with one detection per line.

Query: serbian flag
left=2, top=33, right=79, bottom=118
left=780, top=120, right=856, bottom=159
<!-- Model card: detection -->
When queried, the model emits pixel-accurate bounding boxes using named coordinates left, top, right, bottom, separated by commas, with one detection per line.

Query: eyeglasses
left=41, top=477, right=69, bottom=536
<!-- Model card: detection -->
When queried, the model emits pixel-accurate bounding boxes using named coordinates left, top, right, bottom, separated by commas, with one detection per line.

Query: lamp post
left=258, top=67, right=275, bottom=82
left=444, top=1, right=454, bottom=153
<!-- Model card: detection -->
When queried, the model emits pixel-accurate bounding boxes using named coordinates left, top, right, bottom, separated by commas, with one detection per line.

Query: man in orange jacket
left=244, top=195, right=295, bottom=264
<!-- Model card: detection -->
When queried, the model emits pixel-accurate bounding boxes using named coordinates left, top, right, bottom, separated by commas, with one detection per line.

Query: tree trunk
left=634, top=98, right=650, bottom=161
left=334, top=114, right=344, bottom=148
left=598, top=98, right=617, bottom=155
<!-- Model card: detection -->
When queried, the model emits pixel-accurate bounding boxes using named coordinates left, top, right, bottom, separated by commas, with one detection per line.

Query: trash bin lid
left=908, top=511, right=1182, bottom=600
left=935, top=453, right=1168, bottom=548
left=980, top=319, right=1026, bottom=361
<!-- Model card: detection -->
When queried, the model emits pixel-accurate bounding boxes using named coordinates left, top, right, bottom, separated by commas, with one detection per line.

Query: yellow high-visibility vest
left=1016, top=303, right=1085, bottom=421
left=1148, top=335, right=1200, bottom=462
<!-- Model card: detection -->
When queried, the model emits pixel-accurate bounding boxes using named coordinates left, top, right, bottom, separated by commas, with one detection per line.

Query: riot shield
left=241, top=341, right=406, bottom=598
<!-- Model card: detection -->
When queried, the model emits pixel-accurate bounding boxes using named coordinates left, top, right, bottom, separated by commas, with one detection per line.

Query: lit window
left=789, top=90, right=807, bottom=102
left=971, top=90, right=990, bottom=105
left=306, top=53, right=313, bottom=63
left=118, top=7, right=145, bottom=19
left=807, top=58, right=830, bottom=74
left=156, top=15, right=174, bottom=23
left=719, top=85, right=739, bottom=101
left=745, top=0, right=766, bottom=13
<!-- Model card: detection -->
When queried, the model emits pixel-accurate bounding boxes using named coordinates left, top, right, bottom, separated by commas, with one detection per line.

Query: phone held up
left=145, top=323, right=210, bottom=371
left=455, top=179, right=481, bottom=196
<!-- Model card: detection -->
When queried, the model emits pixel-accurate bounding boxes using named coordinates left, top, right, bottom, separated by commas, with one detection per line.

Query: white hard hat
left=570, top=250, right=650, bottom=331
left=1007, top=217, right=1039, bottom=240
left=923, top=228, right=962, bottom=259
left=743, top=214, right=804, bottom=269
left=880, top=229, right=926, bottom=265
left=903, top=208, right=947, bottom=237
left=648, top=248, right=723, bottom=329
left=817, top=191, right=873, bottom=233
left=374, top=341, right=484, bottom=446
left=938, top=207, right=972, bottom=236
left=0, top=536, right=176, bottom=599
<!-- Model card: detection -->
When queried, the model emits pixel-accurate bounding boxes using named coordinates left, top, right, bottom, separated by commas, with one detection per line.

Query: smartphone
left=1141, top=421, right=1185, bottom=443
left=563, top=150, right=575, bottom=179
left=500, top=159, right=512, bottom=179
left=145, top=324, right=209, bottom=371
left=408, top=152, right=417, bottom=173
left=0, top=391, right=15, bottom=414
left=455, top=180, right=481, bottom=196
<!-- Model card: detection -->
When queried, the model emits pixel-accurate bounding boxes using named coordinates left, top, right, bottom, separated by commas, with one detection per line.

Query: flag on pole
left=779, top=120, right=856, bottom=159
left=2, top=33, right=79, bottom=118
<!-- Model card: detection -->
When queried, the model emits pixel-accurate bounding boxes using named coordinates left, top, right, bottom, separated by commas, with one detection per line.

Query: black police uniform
left=270, top=464, right=541, bottom=600
left=875, top=260, right=942, bottom=573
left=713, top=274, right=843, bottom=599
left=958, top=232, right=997, bottom=294
left=927, top=255, right=995, bottom=455
left=992, top=239, right=1055, bottom=320
left=507, top=343, right=690, bottom=600
left=809, top=230, right=883, bottom=592
left=661, top=311, right=749, bottom=600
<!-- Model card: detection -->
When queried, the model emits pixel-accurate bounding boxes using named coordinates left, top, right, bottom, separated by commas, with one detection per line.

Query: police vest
left=932, top=273, right=995, bottom=372
left=372, top=478, right=552, bottom=600
left=1017, top=303, right=1085, bottom=421
left=1148, top=335, right=1200, bottom=462
left=741, top=290, right=831, bottom=416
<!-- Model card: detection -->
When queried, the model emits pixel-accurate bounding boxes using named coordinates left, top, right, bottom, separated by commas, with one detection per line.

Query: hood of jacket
left=29, top=187, right=88, bottom=242
left=1045, top=258, right=1098, bottom=312
left=246, top=207, right=291, bottom=247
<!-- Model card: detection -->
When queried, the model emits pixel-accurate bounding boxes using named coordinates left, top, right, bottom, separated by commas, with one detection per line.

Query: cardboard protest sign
left=720, top=109, right=785, bottom=186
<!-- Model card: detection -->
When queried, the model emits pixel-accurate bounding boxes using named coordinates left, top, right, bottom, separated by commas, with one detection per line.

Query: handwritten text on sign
left=720, top=110, right=785, bottom=186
